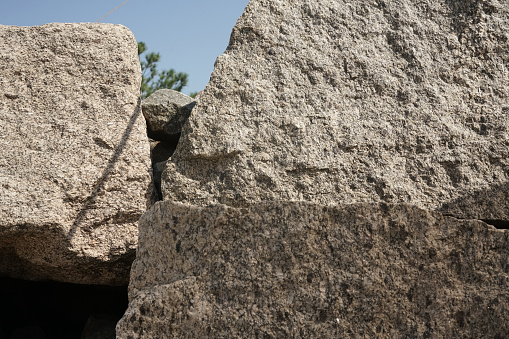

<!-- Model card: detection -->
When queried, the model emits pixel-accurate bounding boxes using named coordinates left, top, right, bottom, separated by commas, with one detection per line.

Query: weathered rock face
left=117, top=201, right=509, bottom=338
left=142, top=89, right=196, bottom=141
left=162, top=0, right=509, bottom=220
left=119, top=0, right=509, bottom=337
left=0, top=23, right=152, bottom=285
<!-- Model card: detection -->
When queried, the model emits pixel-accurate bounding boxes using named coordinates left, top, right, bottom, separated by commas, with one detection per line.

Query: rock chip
left=0, top=23, right=152, bottom=285
left=117, top=201, right=509, bottom=338
left=162, top=0, right=509, bottom=221
left=142, top=89, right=196, bottom=141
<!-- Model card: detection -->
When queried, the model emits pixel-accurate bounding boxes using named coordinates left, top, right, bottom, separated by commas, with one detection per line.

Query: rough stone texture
left=0, top=23, right=152, bottom=285
left=142, top=89, right=196, bottom=141
left=162, top=0, right=509, bottom=221
left=117, top=201, right=509, bottom=338
left=121, top=0, right=509, bottom=337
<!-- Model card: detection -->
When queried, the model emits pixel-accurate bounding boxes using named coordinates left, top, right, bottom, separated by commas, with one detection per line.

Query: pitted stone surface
left=162, top=0, right=509, bottom=220
left=117, top=201, right=509, bottom=338
left=120, top=1, right=509, bottom=336
left=0, top=23, right=152, bottom=285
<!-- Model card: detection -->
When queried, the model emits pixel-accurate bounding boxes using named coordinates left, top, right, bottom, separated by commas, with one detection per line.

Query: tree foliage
left=138, top=42, right=188, bottom=99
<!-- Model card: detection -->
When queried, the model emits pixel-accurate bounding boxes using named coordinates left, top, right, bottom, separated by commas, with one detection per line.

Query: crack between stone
left=479, top=219, right=509, bottom=230
left=442, top=214, right=509, bottom=230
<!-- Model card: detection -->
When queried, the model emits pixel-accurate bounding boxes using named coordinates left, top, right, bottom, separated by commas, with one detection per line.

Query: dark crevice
left=146, top=128, right=181, bottom=146
left=149, top=137, right=179, bottom=201
left=142, top=94, right=197, bottom=202
left=481, top=219, right=509, bottom=229
left=0, top=277, right=128, bottom=339
left=442, top=214, right=509, bottom=230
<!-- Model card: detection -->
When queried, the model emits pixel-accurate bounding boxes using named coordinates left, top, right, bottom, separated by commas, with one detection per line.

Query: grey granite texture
left=117, top=201, right=509, bottom=338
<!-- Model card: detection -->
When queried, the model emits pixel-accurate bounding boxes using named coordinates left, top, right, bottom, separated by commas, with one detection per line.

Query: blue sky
left=0, top=0, right=250, bottom=95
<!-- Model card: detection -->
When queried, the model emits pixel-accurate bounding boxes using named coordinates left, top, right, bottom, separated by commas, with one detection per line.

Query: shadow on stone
left=440, top=181, right=509, bottom=224
left=149, top=139, right=178, bottom=200
left=70, top=97, right=144, bottom=234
